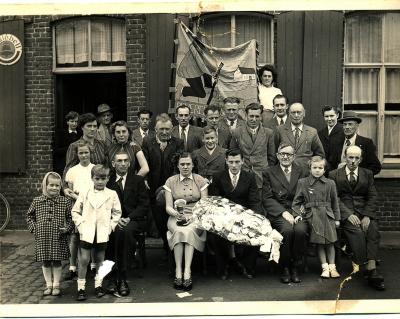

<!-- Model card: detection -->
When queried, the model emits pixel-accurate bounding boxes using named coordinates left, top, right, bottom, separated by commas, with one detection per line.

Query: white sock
left=52, top=266, right=62, bottom=288
left=42, top=266, right=53, bottom=288
left=366, top=259, right=376, bottom=271
left=77, top=278, right=86, bottom=291
left=94, top=275, right=102, bottom=288
left=69, top=265, right=77, bottom=272
left=90, top=262, right=96, bottom=270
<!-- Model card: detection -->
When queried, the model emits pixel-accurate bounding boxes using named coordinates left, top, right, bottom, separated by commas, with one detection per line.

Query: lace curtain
left=55, top=18, right=125, bottom=65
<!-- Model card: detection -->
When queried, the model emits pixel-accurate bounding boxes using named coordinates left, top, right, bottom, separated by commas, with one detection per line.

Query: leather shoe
left=368, top=269, right=385, bottom=291
left=280, top=267, right=290, bottom=284
left=219, top=267, right=229, bottom=280
left=95, top=286, right=106, bottom=298
left=106, top=280, right=118, bottom=294
left=291, top=267, right=301, bottom=283
left=65, top=270, right=77, bottom=281
left=118, top=280, right=130, bottom=296
left=76, top=289, right=87, bottom=301
left=242, top=268, right=254, bottom=279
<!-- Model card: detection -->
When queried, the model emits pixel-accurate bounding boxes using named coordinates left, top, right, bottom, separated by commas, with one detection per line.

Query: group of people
left=26, top=69, right=385, bottom=302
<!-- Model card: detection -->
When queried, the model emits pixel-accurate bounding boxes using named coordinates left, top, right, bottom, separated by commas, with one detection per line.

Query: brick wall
left=375, top=179, right=400, bottom=231
left=0, top=14, right=147, bottom=229
left=125, top=14, right=146, bottom=127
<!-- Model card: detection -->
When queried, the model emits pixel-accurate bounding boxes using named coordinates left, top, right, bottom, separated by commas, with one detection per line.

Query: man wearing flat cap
left=330, top=111, right=381, bottom=175
left=96, top=103, right=114, bottom=147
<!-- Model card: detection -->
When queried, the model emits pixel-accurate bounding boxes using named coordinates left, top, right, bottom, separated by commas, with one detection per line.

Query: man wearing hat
left=96, top=103, right=114, bottom=147
left=331, top=111, right=381, bottom=175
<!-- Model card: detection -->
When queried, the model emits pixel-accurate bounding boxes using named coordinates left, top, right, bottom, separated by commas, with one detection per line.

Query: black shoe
left=242, top=268, right=254, bottom=279
left=65, top=270, right=77, bottom=281
left=95, top=286, right=106, bottom=298
left=291, top=267, right=301, bottom=283
left=280, top=267, right=290, bottom=284
left=106, top=280, right=118, bottom=294
left=368, top=269, right=385, bottom=291
left=231, top=258, right=246, bottom=274
left=173, top=277, right=183, bottom=290
left=76, top=289, right=87, bottom=301
left=118, top=280, right=130, bottom=296
left=183, top=277, right=192, bottom=291
left=220, top=268, right=229, bottom=281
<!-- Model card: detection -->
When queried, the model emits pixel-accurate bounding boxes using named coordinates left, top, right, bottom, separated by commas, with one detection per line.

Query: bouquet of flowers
left=192, top=196, right=283, bottom=263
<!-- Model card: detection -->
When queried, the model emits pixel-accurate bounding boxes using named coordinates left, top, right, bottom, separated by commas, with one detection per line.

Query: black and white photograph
left=0, top=0, right=399, bottom=317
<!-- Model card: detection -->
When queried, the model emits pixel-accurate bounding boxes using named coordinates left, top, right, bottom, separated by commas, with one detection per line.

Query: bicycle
left=0, top=193, right=11, bottom=233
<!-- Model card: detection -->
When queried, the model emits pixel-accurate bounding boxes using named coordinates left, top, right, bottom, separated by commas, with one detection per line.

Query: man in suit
left=330, top=111, right=381, bottom=175
left=132, top=109, right=155, bottom=147
left=209, top=149, right=261, bottom=279
left=230, top=103, right=276, bottom=189
left=192, top=127, right=226, bottom=181
left=219, top=96, right=246, bottom=132
left=142, top=113, right=184, bottom=253
left=318, top=105, right=344, bottom=172
left=274, top=102, right=325, bottom=171
left=95, top=103, right=114, bottom=148
left=105, top=150, right=150, bottom=296
left=329, top=145, right=384, bottom=291
left=264, top=94, right=289, bottom=130
left=171, top=104, right=203, bottom=153
left=203, top=104, right=231, bottom=148
left=262, top=143, right=309, bottom=283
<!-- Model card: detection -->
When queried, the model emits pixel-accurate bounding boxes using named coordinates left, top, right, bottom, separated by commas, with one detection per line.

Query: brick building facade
left=0, top=12, right=399, bottom=231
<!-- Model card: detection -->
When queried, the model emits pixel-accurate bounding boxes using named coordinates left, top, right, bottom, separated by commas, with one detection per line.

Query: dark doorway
left=53, top=72, right=126, bottom=173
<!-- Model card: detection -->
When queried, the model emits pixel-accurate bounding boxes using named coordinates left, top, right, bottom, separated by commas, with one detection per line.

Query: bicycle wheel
left=0, top=193, right=11, bottom=233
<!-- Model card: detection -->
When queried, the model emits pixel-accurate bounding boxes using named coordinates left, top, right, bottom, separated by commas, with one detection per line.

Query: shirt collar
left=69, top=129, right=77, bottom=134
left=280, top=165, right=292, bottom=173
left=276, top=115, right=287, bottom=122
left=228, top=169, right=241, bottom=181
left=139, top=127, right=148, bottom=136
left=345, top=166, right=359, bottom=177
left=179, top=174, right=193, bottom=182
left=291, top=123, right=303, bottom=132
left=179, top=125, right=189, bottom=134
left=117, top=173, right=127, bottom=179
left=227, top=118, right=237, bottom=125
left=308, top=175, right=328, bottom=185
left=345, top=134, right=357, bottom=145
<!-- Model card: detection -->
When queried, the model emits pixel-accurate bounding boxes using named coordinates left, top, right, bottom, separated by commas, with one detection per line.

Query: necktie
left=345, top=139, right=351, bottom=146
left=284, top=167, right=290, bottom=183
left=349, top=171, right=356, bottom=187
left=280, top=118, right=284, bottom=126
left=232, top=174, right=238, bottom=188
left=117, top=176, right=124, bottom=191
left=143, top=131, right=148, bottom=137
left=160, top=142, right=167, bottom=152
left=294, top=127, right=300, bottom=147
left=230, top=120, right=235, bottom=127
left=180, top=128, right=187, bottom=151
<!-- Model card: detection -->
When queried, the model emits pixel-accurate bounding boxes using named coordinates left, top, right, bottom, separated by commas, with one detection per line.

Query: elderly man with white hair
left=329, top=145, right=384, bottom=291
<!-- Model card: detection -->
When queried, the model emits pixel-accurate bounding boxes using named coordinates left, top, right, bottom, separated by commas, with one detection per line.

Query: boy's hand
left=64, top=188, right=78, bottom=200
left=118, top=217, right=130, bottom=229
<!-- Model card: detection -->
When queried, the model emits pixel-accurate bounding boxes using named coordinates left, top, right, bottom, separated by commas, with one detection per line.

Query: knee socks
left=52, top=266, right=62, bottom=288
left=42, top=266, right=53, bottom=288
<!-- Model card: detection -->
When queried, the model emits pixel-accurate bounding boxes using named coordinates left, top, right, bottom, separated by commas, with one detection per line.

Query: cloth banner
left=175, top=22, right=258, bottom=118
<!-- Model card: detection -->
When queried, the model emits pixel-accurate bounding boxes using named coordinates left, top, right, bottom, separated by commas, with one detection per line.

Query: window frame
left=52, top=17, right=126, bottom=74
left=193, top=12, right=274, bottom=66
left=343, top=12, right=400, bottom=177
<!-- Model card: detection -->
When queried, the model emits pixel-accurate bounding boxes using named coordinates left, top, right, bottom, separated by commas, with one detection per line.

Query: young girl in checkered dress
left=26, top=172, right=74, bottom=296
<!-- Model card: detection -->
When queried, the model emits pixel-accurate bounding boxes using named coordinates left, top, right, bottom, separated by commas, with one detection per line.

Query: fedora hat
left=97, top=103, right=112, bottom=115
left=338, top=111, right=362, bottom=124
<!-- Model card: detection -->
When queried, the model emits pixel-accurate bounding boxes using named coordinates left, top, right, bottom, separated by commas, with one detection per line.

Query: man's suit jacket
left=218, top=117, right=246, bottom=132
left=261, top=163, right=308, bottom=218
left=96, top=123, right=113, bottom=147
left=192, top=145, right=226, bottom=179
left=230, top=125, right=276, bottom=188
left=216, top=127, right=231, bottom=149
left=328, top=166, right=378, bottom=220
left=132, top=128, right=155, bottom=147
left=318, top=124, right=345, bottom=171
left=330, top=134, right=382, bottom=175
left=171, top=125, right=203, bottom=153
left=264, top=116, right=286, bottom=131
left=275, top=122, right=325, bottom=170
left=210, top=169, right=261, bottom=214
left=107, top=169, right=150, bottom=229
left=142, top=135, right=184, bottom=196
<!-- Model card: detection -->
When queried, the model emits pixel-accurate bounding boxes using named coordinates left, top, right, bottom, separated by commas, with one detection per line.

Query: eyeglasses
left=278, top=152, right=294, bottom=157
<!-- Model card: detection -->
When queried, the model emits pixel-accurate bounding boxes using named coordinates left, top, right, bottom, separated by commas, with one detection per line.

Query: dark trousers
left=341, top=219, right=380, bottom=265
left=208, top=232, right=259, bottom=275
left=269, top=215, right=309, bottom=267
left=150, top=201, right=169, bottom=251
left=105, top=220, right=144, bottom=280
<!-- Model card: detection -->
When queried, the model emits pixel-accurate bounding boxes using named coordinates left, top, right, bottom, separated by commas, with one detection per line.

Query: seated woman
left=164, top=153, right=209, bottom=291
left=107, top=120, right=149, bottom=177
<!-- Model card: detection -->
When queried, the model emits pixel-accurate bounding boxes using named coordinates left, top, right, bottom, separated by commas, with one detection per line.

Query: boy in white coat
left=72, top=164, right=121, bottom=301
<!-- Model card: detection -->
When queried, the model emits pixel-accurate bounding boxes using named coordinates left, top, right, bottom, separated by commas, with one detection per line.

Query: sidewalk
left=1, top=230, right=400, bottom=305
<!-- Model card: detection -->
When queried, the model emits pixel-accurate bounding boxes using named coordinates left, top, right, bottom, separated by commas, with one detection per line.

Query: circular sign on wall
left=0, top=34, right=23, bottom=66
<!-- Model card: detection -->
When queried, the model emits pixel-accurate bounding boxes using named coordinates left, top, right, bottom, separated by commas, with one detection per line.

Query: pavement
left=1, top=230, right=400, bottom=306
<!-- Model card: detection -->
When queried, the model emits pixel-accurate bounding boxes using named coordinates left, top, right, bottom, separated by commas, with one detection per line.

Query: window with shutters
left=344, top=12, right=400, bottom=176
left=53, top=17, right=126, bottom=73
left=194, top=13, right=274, bottom=66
